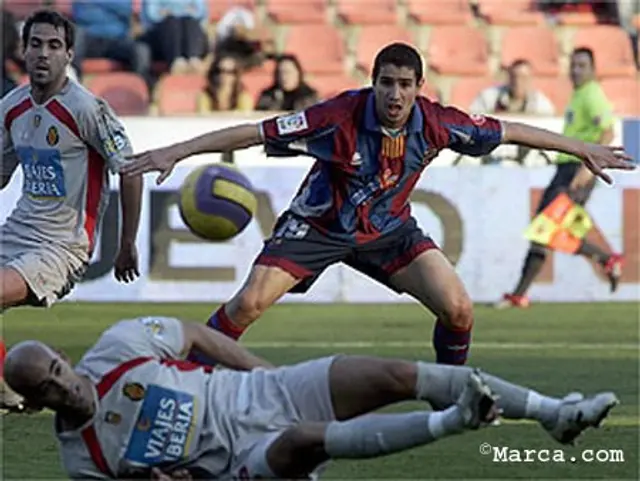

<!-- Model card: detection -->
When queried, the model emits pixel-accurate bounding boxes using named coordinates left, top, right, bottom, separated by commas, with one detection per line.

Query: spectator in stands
left=255, top=54, right=319, bottom=112
left=214, top=6, right=274, bottom=70
left=470, top=60, right=555, bottom=115
left=198, top=55, right=253, bottom=113
left=72, top=1, right=151, bottom=82
left=140, top=0, right=209, bottom=74
left=2, top=9, right=25, bottom=97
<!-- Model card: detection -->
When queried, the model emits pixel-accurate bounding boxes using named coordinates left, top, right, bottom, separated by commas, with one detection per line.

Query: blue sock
left=432, top=320, right=471, bottom=365
left=186, top=305, right=245, bottom=366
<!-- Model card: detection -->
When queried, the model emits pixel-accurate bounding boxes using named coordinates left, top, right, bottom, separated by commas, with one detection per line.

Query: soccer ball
left=178, top=164, right=257, bottom=241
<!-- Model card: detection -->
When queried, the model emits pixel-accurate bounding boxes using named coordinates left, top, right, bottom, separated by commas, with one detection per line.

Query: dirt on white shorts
left=0, top=240, right=88, bottom=307
left=224, top=356, right=339, bottom=480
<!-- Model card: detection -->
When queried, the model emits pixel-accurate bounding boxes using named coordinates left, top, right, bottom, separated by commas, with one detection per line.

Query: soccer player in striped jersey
left=0, top=10, right=143, bottom=410
left=123, top=44, right=634, bottom=370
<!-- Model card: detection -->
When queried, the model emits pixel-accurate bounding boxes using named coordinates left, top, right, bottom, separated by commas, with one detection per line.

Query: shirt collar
left=364, top=90, right=424, bottom=135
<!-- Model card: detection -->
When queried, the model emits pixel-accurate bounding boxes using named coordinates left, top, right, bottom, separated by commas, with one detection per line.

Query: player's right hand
left=122, top=146, right=180, bottom=185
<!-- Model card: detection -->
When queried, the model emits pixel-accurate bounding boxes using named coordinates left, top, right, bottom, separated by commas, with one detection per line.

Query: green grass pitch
left=1, top=302, right=638, bottom=480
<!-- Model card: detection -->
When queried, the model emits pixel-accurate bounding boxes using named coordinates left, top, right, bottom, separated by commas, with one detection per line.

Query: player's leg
left=0, top=267, right=31, bottom=310
left=245, top=356, right=618, bottom=478
left=347, top=218, right=474, bottom=364
left=188, top=213, right=349, bottom=365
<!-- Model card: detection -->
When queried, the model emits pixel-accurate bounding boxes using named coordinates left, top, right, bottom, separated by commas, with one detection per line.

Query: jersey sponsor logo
left=470, top=113, right=487, bottom=126
left=124, top=385, right=197, bottom=465
left=46, top=126, right=59, bottom=146
left=123, top=382, right=146, bottom=401
left=276, top=112, right=309, bottom=136
left=349, top=169, right=400, bottom=206
left=16, top=146, right=66, bottom=198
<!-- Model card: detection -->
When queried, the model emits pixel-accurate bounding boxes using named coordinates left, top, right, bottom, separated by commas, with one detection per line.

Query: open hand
left=578, top=145, right=636, bottom=185
left=121, top=146, right=181, bottom=185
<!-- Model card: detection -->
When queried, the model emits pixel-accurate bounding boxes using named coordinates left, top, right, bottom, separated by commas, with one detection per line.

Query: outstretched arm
left=121, top=124, right=263, bottom=183
left=501, top=121, right=634, bottom=184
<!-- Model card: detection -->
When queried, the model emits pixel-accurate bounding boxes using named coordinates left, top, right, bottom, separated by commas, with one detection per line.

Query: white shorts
left=0, top=240, right=88, bottom=307
left=223, top=356, right=338, bottom=480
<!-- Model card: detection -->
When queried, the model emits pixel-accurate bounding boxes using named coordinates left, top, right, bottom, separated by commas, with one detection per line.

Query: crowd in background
left=2, top=0, right=639, bottom=117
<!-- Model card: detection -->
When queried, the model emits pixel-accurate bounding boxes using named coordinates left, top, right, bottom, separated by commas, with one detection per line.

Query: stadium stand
left=3, top=0, right=637, bottom=116
left=84, top=72, right=149, bottom=115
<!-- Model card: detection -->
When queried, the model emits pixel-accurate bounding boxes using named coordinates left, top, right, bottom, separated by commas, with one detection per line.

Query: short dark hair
left=572, top=47, right=595, bottom=67
left=372, top=42, right=424, bottom=84
left=22, top=9, right=75, bottom=51
left=509, top=59, right=531, bottom=70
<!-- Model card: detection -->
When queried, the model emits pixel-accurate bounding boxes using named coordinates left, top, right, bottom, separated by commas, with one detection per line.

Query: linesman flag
left=524, top=193, right=593, bottom=254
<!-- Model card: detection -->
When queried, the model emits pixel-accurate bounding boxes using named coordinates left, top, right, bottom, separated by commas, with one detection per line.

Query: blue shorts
left=255, top=211, right=437, bottom=293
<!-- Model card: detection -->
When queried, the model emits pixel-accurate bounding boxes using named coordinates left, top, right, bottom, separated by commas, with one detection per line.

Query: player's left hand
left=114, top=243, right=140, bottom=283
left=577, top=144, right=636, bottom=185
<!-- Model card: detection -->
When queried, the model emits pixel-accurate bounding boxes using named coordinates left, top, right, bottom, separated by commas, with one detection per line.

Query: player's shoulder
left=1, top=84, right=31, bottom=117
left=58, top=78, right=108, bottom=117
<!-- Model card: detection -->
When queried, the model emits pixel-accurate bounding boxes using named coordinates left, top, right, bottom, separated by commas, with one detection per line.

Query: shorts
left=0, top=239, right=88, bottom=307
left=255, top=211, right=438, bottom=294
left=223, top=356, right=338, bottom=480
left=536, top=163, right=596, bottom=214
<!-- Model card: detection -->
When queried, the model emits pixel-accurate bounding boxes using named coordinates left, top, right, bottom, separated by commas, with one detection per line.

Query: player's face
left=24, top=23, right=71, bottom=88
left=24, top=349, right=93, bottom=416
left=373, top=64, right=422, bottom=129
left=569, top=53, right=593, bottom=88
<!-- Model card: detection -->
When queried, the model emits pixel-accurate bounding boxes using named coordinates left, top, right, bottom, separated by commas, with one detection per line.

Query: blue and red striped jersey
left=260, top=88, right=503, bottom=243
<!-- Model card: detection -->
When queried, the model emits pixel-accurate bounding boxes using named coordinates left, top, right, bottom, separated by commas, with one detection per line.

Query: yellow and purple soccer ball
left=179, top=164, right=257, bottom=241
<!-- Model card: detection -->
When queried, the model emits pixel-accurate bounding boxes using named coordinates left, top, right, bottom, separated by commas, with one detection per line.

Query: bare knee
left=441, top=294, right=474, bottom=331
left=228, top=289, right=271, bottom=326
left=0, top=268, right=29, bottom=310
left=266, top=424, right=328, bottom=478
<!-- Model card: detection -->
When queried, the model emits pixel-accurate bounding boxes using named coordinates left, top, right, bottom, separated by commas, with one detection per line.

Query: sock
left=576, top=241, right=610, bottom=266
left=414, top=362, right=561, bottom=427
left=432, top=320, right=471, bottom=365
left=324, top=407, right=464, bottom=459
left=186, top=305, right=246, bottom=366
left=513, top=250, right=546, bottom=297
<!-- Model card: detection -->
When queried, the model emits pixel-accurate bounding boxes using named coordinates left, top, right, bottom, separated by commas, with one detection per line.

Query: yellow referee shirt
left=556, top=80, right=615, bottom=164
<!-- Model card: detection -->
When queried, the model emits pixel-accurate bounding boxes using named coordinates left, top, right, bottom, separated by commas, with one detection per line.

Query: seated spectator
left=140, top=0, right=209, bottom=74
left=2, top=9, right=25, bottom=97
left=72, top=0, right=151, bottom=81
left=256, top=54, right=319, bottom=112
left=470, top=59, right=555, bottom=115
left=198, top=55, right=253, bottom=113
left=214, top=6, right=274, bottom=70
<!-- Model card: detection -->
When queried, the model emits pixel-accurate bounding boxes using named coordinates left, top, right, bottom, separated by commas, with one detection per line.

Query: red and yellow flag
left=524, top=193, right=593, bottom=254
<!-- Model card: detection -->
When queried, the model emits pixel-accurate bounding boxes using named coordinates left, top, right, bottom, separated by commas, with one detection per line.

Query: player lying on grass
left=4, top=316, right=619, bottom=479
left=121, top=43, right=636, bottom=371
left=0, top=10, right=142, bottom=409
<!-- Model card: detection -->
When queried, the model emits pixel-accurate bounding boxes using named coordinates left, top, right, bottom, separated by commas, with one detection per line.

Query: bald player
left=5, top=316, right=619, bottom=479
left=0, top=10, right=142, bottom=409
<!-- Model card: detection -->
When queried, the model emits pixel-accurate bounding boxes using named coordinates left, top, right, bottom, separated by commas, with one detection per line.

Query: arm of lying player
left=150, top=467, right=192, bottom=481
left=120, top=124, right=263, bottom=184
left=181, top=321, right=274, bottom=370
left=501, top=121, right=635, bottom=185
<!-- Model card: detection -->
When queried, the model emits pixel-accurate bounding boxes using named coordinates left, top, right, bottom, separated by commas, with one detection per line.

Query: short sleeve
left=587, top=85, right=615, bottom=131
left=435, top=104, right=504, bottom=156
left=259, top=96, right=348, bottom=158
left=79, top=97, right=134, bottom=173
left=1, top=117, right=19, bottom=182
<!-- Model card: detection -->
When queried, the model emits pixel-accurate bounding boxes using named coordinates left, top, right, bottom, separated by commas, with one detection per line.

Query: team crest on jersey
left=123, top=382, right=146, bottom=401
left=46, top=126, right=59, bottom=146
left=470, top=114, right=486, bottom=126
left=105, top=411, right=122, bottom=425
left=276, top=112, right=308, bottom=136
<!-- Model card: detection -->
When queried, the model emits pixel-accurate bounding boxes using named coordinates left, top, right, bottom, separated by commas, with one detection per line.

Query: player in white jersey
left=0, top=11, right=142, bottom=409
left=5, top=316, right=618, bottom=480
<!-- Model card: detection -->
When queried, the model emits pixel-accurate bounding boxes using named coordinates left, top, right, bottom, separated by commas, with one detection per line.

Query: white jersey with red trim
left=55, top=317, right=252, bottom=479
left=0, top=79, right=132, bottom=257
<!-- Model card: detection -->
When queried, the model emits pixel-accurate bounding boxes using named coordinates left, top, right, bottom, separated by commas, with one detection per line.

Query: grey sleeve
left=111, top=317, right=186, bottom=359
left=79, top=97, right=134, bottom=174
